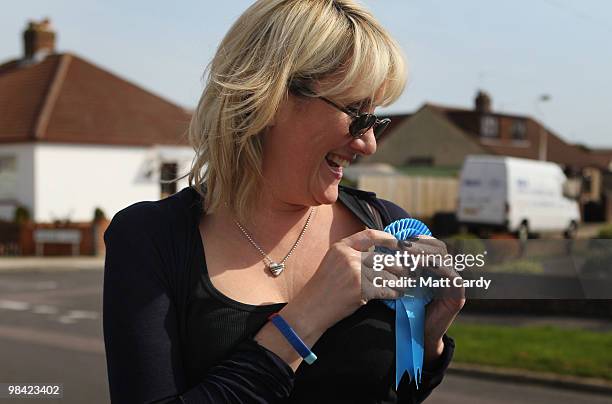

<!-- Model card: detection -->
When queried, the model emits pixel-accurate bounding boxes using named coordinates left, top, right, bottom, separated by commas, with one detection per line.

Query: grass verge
left=448, top=323, right=612, bottom=380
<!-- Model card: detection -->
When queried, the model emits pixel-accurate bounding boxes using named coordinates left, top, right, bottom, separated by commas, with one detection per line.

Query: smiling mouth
left=325, top=153, right=352, bottom=168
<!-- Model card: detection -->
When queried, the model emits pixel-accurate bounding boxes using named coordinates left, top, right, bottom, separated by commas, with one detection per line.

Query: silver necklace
left=234, top=208, right=316, bottom=276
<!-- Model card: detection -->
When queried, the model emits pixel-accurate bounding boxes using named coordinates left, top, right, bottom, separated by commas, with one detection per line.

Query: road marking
left=67, top=310, right=98, bottom=319
left=0, top=300, right=99, bottom=324
left=58, top=310, right=99, bottom=324
left=0, top=325, right=104, bottom=354
left=0, top=300, right=30, bottom=311
left=31, top=305, right=59, bottom=314
left=2, top=286, right=100, bottom=304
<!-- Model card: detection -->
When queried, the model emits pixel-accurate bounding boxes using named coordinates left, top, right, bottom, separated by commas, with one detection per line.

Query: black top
left=103, top=185, right=454, bottom=404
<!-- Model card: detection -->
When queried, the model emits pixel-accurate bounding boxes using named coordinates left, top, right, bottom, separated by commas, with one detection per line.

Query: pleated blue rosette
left=376, top=218, right=433, bottom=390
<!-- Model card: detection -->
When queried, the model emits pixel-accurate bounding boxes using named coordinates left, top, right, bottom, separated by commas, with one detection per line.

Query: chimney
left=474, top=90, right=492, bottom=113
left=23, top=18, right=56, bottom=60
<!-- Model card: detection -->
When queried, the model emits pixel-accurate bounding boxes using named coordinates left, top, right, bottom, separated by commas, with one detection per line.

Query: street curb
left=449, top=362, right=612, bottom=396
left=0, top=257, right=104, bottom=272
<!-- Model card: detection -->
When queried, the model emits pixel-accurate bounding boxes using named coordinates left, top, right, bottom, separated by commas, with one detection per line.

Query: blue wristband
left=268, top=313, right=317, bottom=365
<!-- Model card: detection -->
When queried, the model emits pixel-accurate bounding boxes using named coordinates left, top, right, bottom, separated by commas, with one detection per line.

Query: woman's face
left=261, top=89, right=378, bottom=207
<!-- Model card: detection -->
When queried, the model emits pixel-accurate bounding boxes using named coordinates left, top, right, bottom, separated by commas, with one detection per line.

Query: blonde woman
left=103, top=0, right=464, bottom=402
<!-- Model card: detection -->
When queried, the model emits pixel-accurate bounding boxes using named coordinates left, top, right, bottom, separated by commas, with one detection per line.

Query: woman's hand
left=291, top=228, right=405, bottom=333
left=395, top=236, right=466, bottom=365
left=255, top=228, right=404, bottom=371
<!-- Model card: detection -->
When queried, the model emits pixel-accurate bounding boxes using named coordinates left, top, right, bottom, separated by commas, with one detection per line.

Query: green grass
left=449, top=323, right=612, bottom=380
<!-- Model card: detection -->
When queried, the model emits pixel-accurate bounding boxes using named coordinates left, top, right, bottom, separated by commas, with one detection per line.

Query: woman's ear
left=268, top=112, right=277, bottom=127
left=269, top=93, right=296, bottom=128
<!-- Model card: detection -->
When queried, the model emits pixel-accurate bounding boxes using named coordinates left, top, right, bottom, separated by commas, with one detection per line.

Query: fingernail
left=398, top=240, right=412, bottom=249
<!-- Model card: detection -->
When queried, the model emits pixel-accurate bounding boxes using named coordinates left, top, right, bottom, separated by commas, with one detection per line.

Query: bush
left=13, top=205, right=31, bottom=224
left=446, top=233, right=486, bottom=257
left=486, top=259, right=544, bottom=274
left=93, top=207, right=107, bottom=222
left=597, top=224, right=612, bottom=239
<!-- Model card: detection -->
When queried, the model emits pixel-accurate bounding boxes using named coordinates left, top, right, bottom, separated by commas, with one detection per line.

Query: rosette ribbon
left=376, top=218, right=433, bottom=390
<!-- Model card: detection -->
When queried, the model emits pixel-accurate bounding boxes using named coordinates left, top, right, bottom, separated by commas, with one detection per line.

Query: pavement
left=576, top=223, right=605, bottom=239
left=429, top=373, right=612, bottom=404
left=447, top=363, right=612, bottom=397
left=0, top=257, right=104, bottom=272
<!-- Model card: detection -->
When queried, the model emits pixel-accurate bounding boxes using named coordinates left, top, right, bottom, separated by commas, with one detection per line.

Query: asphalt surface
left=0, top=268, right=611, bottom=404
left=0, top=270, right=107, bottom=404
left=430, top=374, right=612, bottom=404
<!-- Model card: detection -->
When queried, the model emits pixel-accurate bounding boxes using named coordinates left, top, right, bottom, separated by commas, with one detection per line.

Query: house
left=0, top=19, right=194, bottom=225
left=363, top=91, right=612, bottom=222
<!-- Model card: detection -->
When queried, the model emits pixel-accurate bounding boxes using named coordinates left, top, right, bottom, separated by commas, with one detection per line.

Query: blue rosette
left=375, top=218, right=433, bottom=390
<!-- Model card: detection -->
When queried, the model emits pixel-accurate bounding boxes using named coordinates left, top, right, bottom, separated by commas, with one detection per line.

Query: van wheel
left=518, top=222, right=529, bottom=242
left=564, top=221, right=578, bottom=239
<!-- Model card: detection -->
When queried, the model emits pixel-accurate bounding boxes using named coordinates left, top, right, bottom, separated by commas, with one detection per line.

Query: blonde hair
left=187, top=0, right=407, bottom=223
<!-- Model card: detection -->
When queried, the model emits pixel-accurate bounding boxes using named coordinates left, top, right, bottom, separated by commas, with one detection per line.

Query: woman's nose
left=348, top=129, right=377, bottom=156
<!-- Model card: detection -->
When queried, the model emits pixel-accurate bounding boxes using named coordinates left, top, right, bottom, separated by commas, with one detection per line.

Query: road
left=0, top=270, right=107, bottom=403
left=430, top=374, right=612, bottom=404
left=0, top=268, right=611, bottom=404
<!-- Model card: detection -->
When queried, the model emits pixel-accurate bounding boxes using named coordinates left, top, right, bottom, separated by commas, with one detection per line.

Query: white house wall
left=0, top=143, right=35, bottom=221
left=34, top=143, right=193, bottom=223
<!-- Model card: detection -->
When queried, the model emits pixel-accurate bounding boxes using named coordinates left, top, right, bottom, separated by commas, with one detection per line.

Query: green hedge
left=486, top=259, right=544, bottom=274
left=598, top=224, right=612, bottom=239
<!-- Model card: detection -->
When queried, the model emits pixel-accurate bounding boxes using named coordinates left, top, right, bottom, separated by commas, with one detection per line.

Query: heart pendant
left=268, top=262, right=285, bottom=276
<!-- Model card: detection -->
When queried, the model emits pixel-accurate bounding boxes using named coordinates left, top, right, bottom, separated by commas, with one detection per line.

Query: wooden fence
left=358, top=175, right=459, bottom=219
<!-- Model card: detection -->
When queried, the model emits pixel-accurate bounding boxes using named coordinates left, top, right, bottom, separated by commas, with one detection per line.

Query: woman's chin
left=313, top=174, right=341, bottom=205
left=320, top=186, right=339, bottom=205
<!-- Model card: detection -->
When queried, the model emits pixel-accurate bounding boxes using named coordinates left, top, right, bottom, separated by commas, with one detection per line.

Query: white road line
left=58, top=310, right=99, bottom=324
left=0, top=299, right=100, bottom=323
left=66, top=310, right=99, bottom=319
left=58, top=317, right=77, bottom=324
left=31, top=305, right=60, bottom=314
left=0, top=300, right=31, bottom=311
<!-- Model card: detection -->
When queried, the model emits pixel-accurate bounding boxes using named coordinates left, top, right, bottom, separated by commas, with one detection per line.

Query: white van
left=457, top=155, right=581, bottom=239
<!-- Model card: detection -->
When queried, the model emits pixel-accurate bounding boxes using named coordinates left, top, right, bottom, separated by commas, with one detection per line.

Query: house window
left=160, top=162, right=178, bottom=198
left=582, top=173, right=592, bottom=194
left=511, top=120, right=527, bottom=140
left=480, top=115, right=499, bottom=138
left=0, top=155, right=17, bottom=199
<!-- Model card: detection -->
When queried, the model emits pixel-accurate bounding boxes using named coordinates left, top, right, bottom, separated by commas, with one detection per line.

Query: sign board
left=34, top=229, right=81, bottom=244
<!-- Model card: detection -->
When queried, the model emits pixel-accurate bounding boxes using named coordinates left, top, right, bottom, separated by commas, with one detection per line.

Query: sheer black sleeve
left=103, top=204, right=294, bottom=404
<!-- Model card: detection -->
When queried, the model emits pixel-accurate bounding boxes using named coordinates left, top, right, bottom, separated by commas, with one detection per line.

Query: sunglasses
left=290, top=83, right=391, bottom=140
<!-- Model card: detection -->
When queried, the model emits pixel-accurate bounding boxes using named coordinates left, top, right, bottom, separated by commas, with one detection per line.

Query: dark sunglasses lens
left=374, top=119, right=391, bottom=139
left=350, top=114, right=377, bottom=138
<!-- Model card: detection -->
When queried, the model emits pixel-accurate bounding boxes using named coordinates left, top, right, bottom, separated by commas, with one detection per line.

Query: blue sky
left=2, top=0, right=611, bottom=147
